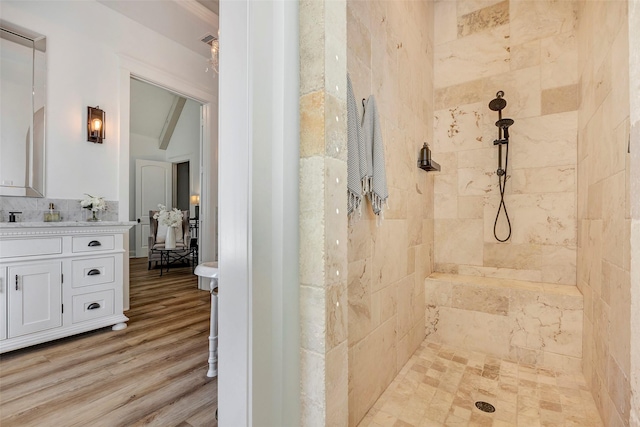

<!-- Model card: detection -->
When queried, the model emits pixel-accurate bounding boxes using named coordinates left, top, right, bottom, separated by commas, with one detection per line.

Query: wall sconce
left=190, top=194, right=200, bottom=220
left=87, top=106, right=105, bottom=143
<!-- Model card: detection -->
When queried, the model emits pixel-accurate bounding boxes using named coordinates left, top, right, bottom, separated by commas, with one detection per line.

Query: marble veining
left=425, top=274, right=583, bottom=372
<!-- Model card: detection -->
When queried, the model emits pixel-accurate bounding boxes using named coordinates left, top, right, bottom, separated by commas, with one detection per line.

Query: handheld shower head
left=496, top=118, right=514, bottom=139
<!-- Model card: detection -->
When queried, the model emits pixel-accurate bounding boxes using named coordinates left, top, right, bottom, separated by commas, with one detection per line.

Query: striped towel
left=362, top=95, right=388, bottom=217
left=347, top=74, right=365, bottom=216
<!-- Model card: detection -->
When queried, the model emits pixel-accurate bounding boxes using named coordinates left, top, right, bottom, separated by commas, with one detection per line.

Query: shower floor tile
left=358, top=341, right=603, bottom=427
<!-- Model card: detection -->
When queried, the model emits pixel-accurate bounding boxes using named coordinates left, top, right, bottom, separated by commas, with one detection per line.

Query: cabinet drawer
left=72, top=235, right=115, bottom=253
left=72, top=290, right=114, bottom=323
left=71, top=256, right=115, bottom=288
left=0, top=238, right=62, bottom=258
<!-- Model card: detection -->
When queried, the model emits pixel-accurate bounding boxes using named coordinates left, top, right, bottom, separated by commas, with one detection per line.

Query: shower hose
left=494, top=143, right=512, bottom=242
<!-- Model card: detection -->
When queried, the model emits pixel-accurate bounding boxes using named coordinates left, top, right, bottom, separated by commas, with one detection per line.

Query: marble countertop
left=0, top=221, right=137, bottom=229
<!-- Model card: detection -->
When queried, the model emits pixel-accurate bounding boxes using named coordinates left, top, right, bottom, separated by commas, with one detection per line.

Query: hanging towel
left=347, top=74, right=365, bottom=216
left=362, top=95, right=389, bottom=216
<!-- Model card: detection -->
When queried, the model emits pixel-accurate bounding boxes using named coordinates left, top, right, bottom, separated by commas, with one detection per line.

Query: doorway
left=128, top=77, right=203, bottom=264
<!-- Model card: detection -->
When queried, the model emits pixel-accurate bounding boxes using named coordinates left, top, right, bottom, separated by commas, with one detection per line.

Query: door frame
left=117, top=55, right=217, bottom=309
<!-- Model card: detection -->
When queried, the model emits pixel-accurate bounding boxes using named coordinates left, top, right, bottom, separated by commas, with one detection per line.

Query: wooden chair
left=147, top=210, right=191, bottom=270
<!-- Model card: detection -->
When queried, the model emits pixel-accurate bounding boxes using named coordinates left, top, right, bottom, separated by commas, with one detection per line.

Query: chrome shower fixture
left=488, top=91, right=514, bottom=242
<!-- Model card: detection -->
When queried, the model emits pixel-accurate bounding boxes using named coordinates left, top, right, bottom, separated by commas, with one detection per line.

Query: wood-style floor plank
left=0, top=258, right=217, bottom=427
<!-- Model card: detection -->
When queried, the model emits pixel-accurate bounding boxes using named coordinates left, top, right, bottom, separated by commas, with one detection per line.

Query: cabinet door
left=8, top=263, right=62, bottom=338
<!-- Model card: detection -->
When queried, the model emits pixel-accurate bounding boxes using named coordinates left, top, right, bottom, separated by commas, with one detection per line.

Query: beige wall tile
left=509, top=112, right=578, bottom=169
left=541, top=84, right=579, bottom=116
left=435, top=219, right=483, bottom=265
left=457, top=1, right=509, bottom=38
left=452, top=283, right=510, bottom=316
left=510, top=40, right=540, bottom=71
left=434, top=0, right=458, bottom=46
left=509, top=0, right=577, bottom=46
left=540, top=31, right=578, bottom=89
left=435, top=24, right=510, bottom=88
left=326, top=341, right=349, bottom=426
left=348, top=258, right=372, bottom=345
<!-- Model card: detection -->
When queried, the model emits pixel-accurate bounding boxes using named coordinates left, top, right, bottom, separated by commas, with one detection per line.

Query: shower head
left=488, top=91, right=506, bottom=111
left=495, top=118, right=514, bottom=129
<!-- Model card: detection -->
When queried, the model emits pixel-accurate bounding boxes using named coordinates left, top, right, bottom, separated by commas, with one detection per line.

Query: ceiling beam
left=159, top=96, right=187, bottom=150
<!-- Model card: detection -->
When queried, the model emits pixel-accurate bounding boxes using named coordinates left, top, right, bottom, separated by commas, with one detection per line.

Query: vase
left=165, top=226, right=176, bottom=249
left=86, top=209, right=101, bottom=222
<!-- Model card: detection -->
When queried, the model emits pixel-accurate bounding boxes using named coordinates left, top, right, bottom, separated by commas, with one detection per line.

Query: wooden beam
left=159, top=96, right=187, bottom=150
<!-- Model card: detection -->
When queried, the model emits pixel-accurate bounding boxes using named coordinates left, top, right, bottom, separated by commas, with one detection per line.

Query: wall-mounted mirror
left=0, top=20, right=46, bottom=197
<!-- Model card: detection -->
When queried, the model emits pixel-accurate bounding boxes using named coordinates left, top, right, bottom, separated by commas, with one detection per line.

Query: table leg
left=207, top=285, right=218, bottom=377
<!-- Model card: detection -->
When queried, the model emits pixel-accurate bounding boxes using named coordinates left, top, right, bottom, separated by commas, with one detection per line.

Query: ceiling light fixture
left=201, top=32, right=219, bottom=75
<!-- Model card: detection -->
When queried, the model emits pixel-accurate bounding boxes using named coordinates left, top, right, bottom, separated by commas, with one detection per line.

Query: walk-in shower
left=489, top=91, right=514, bottom=242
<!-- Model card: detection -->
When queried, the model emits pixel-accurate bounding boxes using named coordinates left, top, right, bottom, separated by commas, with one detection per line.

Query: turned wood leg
left=207, top=285, right=218, bottom=378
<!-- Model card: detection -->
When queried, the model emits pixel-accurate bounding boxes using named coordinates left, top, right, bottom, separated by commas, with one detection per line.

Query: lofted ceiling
left=130, top=78, right=184, bottom=144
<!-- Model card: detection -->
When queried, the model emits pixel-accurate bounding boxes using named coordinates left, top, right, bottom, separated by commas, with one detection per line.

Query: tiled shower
left=343, top=0, right=635, bottom=426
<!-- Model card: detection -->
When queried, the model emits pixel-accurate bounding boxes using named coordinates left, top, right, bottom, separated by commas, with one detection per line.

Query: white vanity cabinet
left=0, top=222, right=134, bottom=353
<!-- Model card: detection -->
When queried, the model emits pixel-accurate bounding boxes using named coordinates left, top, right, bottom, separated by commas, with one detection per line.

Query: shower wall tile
left=348, top=258, right=372, bottom=345
left=509, top=0, right=577, bottom=46
left=300, top=91, right=326, bottom=157
left=452, top=282, right=510, bottom=315
left=541, top=84, right=579, bottom=116
left=509, top=165, right=576, bottom=195
left=348, top=0, right=433, bottom=424
left=434, top=0, right=457, bottom=46
left=457, top=195, right=484, bottom=219
left=348, top=317, right=397, bottom=426
left=483, top=193, right=577, bottom=247
left=457, top=265, right=542, bottom=282
left=435, top=24, right=510, bottom=89
left=434, top=218, right=483, bottom=266
left=456, top=0, right=504, bottom=18
left=434, top=79, right=483, bottom=111
left=510, top=40, right=540, bottom=71
left=433, top=0, right=580, bottom=289
left=371, top=220, right=409, bottom=291
left=433, top=103, right=485, bottom=153
left=540, top=31, right=578, bottom=89
left=457, top=1, right=509, bottom=38
left=508, top=112, right=578, bottom=169
left=425, top=274, right=584, bottom=372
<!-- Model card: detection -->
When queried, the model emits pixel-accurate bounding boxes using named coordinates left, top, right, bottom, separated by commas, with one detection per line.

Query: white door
left=8, top=262, right=62, bottom=338
left=135, top=159, right=172, bottom=257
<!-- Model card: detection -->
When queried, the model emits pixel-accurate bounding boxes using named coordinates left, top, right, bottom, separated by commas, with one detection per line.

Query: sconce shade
left=87, top=106, right=105, bottom=143
left=190, top=194, right=200, bottom=205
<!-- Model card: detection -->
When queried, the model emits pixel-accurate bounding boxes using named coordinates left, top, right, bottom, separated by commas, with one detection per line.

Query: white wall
left=0, top=1, right=216, bottom=202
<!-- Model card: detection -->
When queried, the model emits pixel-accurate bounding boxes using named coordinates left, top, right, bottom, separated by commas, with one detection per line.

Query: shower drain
left=475, top=401, right=496, bottom=413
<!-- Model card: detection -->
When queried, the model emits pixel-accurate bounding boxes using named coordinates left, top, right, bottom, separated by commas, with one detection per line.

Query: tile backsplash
left=0, top=196, right=119, bottom=223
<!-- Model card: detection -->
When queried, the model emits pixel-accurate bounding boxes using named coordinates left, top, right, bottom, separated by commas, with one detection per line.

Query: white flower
left=153, top=204, right=183, bottom=227
left=80, top=194, right=106, bottom=212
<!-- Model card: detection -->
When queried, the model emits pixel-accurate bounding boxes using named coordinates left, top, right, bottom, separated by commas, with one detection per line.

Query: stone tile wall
left=576, top=1, right=632, bottom=425
left=346, top=1, right=434, bottom=425
left=425, top=273, right=583, bottom=373
left=299, top=1, right=349, bottom=425
left=432, top=0, right=579, bottom=285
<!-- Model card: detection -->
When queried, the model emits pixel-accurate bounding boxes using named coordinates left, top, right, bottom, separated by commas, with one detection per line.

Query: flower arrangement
left=153, top=204, right=183, bottom=228
left=80, top=194, right=106, bottom=211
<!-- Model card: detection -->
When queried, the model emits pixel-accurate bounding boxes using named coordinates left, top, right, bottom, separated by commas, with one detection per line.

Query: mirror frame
left=0, top=20, right=46, bottom=198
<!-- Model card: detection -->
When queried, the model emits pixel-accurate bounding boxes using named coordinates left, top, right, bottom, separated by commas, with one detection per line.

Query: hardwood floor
left=0, top=258, right=217, bottom=427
